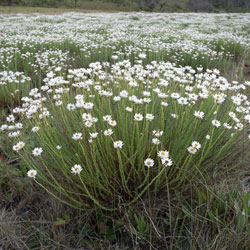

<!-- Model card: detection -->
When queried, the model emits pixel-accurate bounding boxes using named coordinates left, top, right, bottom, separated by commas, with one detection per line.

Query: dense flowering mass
left=0, top=12, right=249, bottom=209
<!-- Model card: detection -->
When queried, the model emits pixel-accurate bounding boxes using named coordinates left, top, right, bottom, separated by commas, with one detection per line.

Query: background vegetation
left=0, top=0, right=250, bottom=12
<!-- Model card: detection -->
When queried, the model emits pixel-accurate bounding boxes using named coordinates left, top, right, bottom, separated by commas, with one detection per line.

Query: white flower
left=120, top=90, right=128, bottom=98
left=212, top=119, right=221, bottom=127
left=177, top=97, right=188, bottom=105
left=103, top=115, right=112, bottom=122
left=27, top=169, right=37, bottom=178
left=114, top=140, right=124, bottom=149
left=138, top=53, right=146, bottom=59
left=187, top=146, right=197, bottom=154
left=67, top=103, right=76, bottom=111
left=161, top=157, right=173, bottom=166
left=171, top=93, right=180, bottom=99
left=134, top=113, right=143, bottom=121
left=144, top=158, right=154, bottom=168
left=143, top=98, right=151, bottom=103
left=223, top=123, right=232, bottom=129
left=104, top=129, right=113, bottom=136
left=84, top=121, right=93, bottom=128
left=90, top=132, right=98, bottom=138
left=161, top=101, right=168, bottom=107
left=13, top=141, right=25, bottom=151
left=55, top=100, right=62, bottom=106
left=153, top=130, right=163, bottom=137
left=71, top=164, right=82, bottom=175
left=32, top=126, right=40, bottom=132
left=152, top=138, right=160, bottom=145
left=0, top=124, right=8, bottom=131
left=108, top=120, right=117, bottom=126
left=145, top=114, right=154, bottom=121
left=126, top=107, right=133, bottom=112
left=32, top=147, right=43, bottom=156
left=83, top=102, right=94, bottom=110
left=194, top=111, right=204, bottom=119
left=113, top=96, right=121, bottom=102
left=157, top=150, right=169, bottom=159
left=205, top=135, right=210, bottom=140
left=191, top=141, right=201, bottom=149
left=82, top=113, right=92, bottom=121
left=15, top=123, right=23, bottom=129
left=56, top=145, right=62, bottom=150
left=72, top=133, right=83, bottom=141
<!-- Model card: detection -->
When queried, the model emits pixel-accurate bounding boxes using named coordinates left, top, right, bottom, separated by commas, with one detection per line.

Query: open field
left=0, top=12, right=250, bottom=249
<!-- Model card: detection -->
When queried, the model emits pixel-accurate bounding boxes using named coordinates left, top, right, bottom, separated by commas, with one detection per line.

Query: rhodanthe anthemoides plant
left=2, top=60, right=250, bottom=211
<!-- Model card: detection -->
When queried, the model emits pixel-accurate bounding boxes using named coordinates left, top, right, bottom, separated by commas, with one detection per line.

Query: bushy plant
left=2, top=59, right=250, bottom=211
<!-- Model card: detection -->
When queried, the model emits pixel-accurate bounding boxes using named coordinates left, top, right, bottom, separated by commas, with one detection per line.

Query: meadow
left=0, top=12, right=250, bottom=249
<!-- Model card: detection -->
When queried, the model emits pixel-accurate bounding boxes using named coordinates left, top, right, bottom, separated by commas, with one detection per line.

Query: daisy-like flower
left=205, top=135, right=210, bottom=140
left=114, top=140, right=124, bottom=149
left=161, top=101, right=168, bottom=107
left=103, top=115, right=112, bottom=122
left=32, top=147, right=43, bottom=157
left=152, top=138, right=160, bottom=145
left=71, top=164, right=82, bottom=175
left=13, top=141, right=25, bottom=151
left=171, top=93, right=180, bottom=99
left=146, top=114, right=154, bottom=121
left=55, top=100, right=62, bottom=106
left=104, top=129, right=113, bottom=136
left=187, top=146, right=197, bottom=154
left=212, top=119, right=221, bottom=127
left=56, top=145, right=62, bottom=150
left=92, top=117, right=98, bottom=123
left=82, top=113, right=92, bottom=121
left=67, top=103, right=76, bottom=111
left=161, top=157, right=173, bottom=166
left=0, top=124, right=8, bottom=131
left=153, top=130, right=163, bottom=137
left=126, top=107, right=133, bottom=112
left=72, top=133, right=83, bottom=141
left=90, top=132, right=98, bottom=138
left=113, top=96, right=121, bottom=102
left=191, top=141, right=201, bottom=149
left=27, top=169, right=37, bottom=178
left=84, top=121, right=93, bottom=128
left=138, top=53, right=146, bottom=59
left=177, top=97, right=188, bottom=105
left=108, top=120, right=117, bottom=126
left=144, top=158, right=154, bottom=168
left=143, top=98, right=151, bottom=103
left=32, top=126, right=40, bottom=132
left=223, top=123, right=232, bottom=129
left=134, top=113, right=143, bottom=121
left=194, top=111, right=204, bottom=119
left=83, top=102, right=94, bottom=110
left=157, top=150, right=169, bottom=159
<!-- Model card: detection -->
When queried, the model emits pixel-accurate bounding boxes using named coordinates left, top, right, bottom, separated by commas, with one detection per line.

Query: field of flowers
left=0, top=12, right=250, bottom=249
